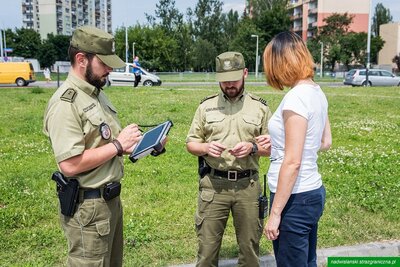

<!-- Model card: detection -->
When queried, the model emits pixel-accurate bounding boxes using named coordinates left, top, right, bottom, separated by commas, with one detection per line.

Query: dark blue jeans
left=270, top=186, right=326, bottom=267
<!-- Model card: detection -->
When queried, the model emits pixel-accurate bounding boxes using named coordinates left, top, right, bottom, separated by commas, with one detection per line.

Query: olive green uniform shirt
left=186, top=91, right=272, bottom=171
left=43, top=72, right=123, bottom=188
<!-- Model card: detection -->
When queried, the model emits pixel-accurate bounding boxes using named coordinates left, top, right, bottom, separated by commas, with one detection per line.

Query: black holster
left=51, top=171, right=79, bottom=217
left=198, top=156, right=211, bottom=178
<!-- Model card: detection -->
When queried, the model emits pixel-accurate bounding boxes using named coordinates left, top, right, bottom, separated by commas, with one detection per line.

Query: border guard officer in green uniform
left=186, top=51, right=273, bottom=267
left=43, top=26, right=143, bottom=266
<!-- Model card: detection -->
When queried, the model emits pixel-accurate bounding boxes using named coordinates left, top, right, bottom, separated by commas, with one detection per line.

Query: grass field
left=0, top=84, right=399, bottom=266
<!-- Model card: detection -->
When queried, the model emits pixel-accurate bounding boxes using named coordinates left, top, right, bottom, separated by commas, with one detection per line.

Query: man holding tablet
left=43, top=26, right=144, bottom=266
left=186, top=51, right=273, bottom=266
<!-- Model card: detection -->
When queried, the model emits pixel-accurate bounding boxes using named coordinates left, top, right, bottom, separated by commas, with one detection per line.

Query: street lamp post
left=320, top=41, right=323, bottom=78
left=251, top=34, right=259, bottom=79
left=124, top=24, right=128, bottom=63
left=366, top=0, right=372, bottom=86
left=0, top=29, right=4, bottom=60
left=132, top=42, right=135, bottom=61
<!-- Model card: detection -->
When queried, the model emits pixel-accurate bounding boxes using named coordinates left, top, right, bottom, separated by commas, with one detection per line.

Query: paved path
left=171, top=240, right=400, bottom=267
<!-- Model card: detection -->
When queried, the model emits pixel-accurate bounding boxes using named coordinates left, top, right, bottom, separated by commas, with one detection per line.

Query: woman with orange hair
left=258, top=31, right=332, bottom=267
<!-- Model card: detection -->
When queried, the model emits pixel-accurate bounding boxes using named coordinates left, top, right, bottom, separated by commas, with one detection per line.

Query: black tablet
left=129, top=120, right=173, bottom=163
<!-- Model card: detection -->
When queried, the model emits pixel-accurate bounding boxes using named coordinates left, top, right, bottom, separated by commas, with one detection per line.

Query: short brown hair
left=263, top=31, right=314, bottom=90
left=68, top=45, right=95, bottom=66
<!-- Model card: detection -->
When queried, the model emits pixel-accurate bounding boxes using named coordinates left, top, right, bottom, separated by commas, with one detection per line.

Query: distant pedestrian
left=132, top=56, right=142, bottom=87
left=44, top=67, right=51, bottom=83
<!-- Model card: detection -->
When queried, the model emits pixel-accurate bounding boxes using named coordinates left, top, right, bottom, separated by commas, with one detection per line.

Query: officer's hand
left=117, top=124, right=142, bottom=154
left=256, top=135, right=271, bottom=150
left=206, top=141, right=226, bottom=158
left=229, top=142, right=252, bottom=158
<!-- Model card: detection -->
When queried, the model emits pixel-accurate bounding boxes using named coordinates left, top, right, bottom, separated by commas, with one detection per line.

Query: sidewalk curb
left=170, top=240, right=400, bottom=267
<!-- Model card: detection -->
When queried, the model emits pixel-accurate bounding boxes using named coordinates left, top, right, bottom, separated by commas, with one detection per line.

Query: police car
left=107, top=63, right=162, bottom=87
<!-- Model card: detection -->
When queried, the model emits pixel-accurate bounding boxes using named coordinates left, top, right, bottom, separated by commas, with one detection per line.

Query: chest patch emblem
left=99, top=122, right=111, bottom=140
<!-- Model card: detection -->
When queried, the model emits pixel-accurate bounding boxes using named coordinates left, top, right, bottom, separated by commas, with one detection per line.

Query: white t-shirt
left=267, top=84, right=328, bottom=194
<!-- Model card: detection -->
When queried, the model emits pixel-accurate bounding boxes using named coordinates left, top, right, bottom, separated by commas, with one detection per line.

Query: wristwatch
left=249, top=142, right=258, bottom=156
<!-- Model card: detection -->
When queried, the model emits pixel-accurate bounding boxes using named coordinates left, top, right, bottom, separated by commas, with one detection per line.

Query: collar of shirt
left=67, top=72, right=101, bottom=97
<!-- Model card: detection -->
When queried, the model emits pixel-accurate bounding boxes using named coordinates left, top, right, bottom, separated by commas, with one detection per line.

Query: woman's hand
left=264, top=213, right=281, bottom=240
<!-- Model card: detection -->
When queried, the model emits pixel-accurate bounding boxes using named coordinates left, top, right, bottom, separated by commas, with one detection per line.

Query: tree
left=37, top=40, right=57, bottom=68
left=220, top=9, right=240, bottom=51
left=190, top=0, right=224, bottom=50
left=228, top=17, right=260, bottom=72
left=249, top=0, right=291, bottom=44
left=115, top=25, right=180, bottom=71
left=191, top=38, right=217, bottom=72
left=46, top=33, right=70, bottom=61
left=310, top=13, right=385, bottom=71
left=11, top=28, right=41, bottom=58
left=146, top=0, right=183, bottom=33
left=318, top=13, right=354, bottom=71
left=372, top=3, right=393, bottom=36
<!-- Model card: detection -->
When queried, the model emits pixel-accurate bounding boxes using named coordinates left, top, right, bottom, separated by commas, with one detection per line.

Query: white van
left=107, top=63, right=162, bottom=87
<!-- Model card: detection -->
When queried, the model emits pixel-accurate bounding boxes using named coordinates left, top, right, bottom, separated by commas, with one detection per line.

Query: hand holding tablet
left=129, top=120, right=173, bottom=163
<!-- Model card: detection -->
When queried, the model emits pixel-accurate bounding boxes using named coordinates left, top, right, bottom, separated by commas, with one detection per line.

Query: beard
left=85, top=61, right=108, bottom=89
left=220, top=78, right=245, bottom=99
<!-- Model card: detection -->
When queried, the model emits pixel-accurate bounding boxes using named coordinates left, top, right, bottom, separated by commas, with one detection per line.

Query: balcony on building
left=308, top=8, right=318, bottom=14
left=293, top=25, right=303, bottom=32
left=292, top=12, right=303, bottom=20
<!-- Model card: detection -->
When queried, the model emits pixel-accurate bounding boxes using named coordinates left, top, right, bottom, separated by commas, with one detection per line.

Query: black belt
left=81, top=182, right=121, bottom=201
left=210, top=168, right=257, bottom=181
left=83, top=189, right=101, bottom=199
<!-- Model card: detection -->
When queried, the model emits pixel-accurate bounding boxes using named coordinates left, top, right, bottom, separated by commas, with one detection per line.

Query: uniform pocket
left=242, top=114, right=262, bottom=135
left=83, top=219, right=110, bottom=256
left=78, top=200, right=96, bottom=227
left=205, top=113, right=225, bottom=136
left=242, top=114, right=262, bottom=126
left=201, top=190, right=214, bottom=202
left=195, top=190, right=215, bottom=227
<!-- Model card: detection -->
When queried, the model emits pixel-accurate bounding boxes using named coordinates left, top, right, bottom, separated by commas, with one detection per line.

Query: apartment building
left=288, top=0, right=370, bottom=40
left=22, top=0, right=112, bottom=39
left=378, top=23, right=400, bottom=68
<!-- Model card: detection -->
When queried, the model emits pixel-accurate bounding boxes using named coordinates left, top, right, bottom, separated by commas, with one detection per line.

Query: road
left=0, top=80, right=347, bottom=88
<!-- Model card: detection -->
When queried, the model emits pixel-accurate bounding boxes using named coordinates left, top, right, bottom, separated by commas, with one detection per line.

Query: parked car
left=343, top=69, right=400, bottom=87
left=0, top=62, right=36, bottom=86
left=107, top=63, right=162, bottom=87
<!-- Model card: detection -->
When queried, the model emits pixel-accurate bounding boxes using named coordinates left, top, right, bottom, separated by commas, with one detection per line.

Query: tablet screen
left=130, top=121, right=172, bottom=161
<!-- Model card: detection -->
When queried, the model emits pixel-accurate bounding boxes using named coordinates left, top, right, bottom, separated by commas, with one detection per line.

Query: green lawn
left=0, top=84, right=399, bottom=266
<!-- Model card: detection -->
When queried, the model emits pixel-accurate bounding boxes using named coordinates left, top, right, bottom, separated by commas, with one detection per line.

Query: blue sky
left=0, top=0, right=399, bottom=31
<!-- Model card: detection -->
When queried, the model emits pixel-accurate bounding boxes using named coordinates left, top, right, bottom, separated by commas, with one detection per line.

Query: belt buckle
left=228, top=171, right=238, bottom=181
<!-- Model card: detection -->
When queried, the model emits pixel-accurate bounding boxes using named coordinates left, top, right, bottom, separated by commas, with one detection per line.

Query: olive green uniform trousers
left=60, top=196, right=123, bottom=267
left=195, top=173, right=263, bottom=267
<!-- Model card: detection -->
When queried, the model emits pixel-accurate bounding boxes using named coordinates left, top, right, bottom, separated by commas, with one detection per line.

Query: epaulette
left=60, top=88, right=77, bottom=103
left=248, top=93, right=268, bottom=106
left=200, top=93, right=218, bottom=104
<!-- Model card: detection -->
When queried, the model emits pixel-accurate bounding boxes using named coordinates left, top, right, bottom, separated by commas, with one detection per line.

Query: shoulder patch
left=60, top=88, right=77, bottom=103
left=248, top=93, right=268, bottom=106
left=200, top=93, right=218, bottom=104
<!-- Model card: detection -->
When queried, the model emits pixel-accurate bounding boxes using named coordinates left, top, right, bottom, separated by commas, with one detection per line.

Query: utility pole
left=320, top=41, right=323, bottom=78
left=251, top=34, right=259, bottom=78
left=132, top=42, right=135, bottom=61
left=0, top=29, right=4, bottom=61
left=125, top=24, right=128, bottom=63
left=3, top=29, right=7, bottom=58
left=366, top=0, right=372, bottom=86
